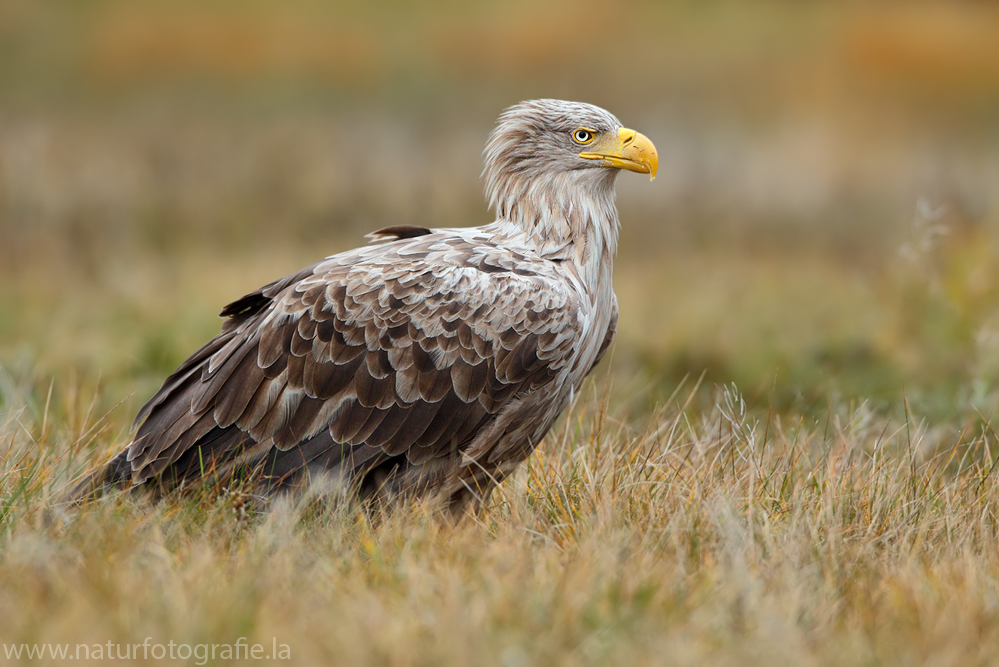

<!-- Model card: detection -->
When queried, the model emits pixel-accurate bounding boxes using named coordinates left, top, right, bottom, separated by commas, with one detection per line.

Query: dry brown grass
left=4, top=374, right=999, bottom=665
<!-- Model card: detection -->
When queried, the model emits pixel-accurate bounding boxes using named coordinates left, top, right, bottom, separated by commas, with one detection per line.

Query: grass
left=5, top=371, right=999, bottom=665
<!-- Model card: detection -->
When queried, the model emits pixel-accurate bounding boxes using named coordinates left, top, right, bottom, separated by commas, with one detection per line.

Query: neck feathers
left=485, top=164, right=621, bottom=275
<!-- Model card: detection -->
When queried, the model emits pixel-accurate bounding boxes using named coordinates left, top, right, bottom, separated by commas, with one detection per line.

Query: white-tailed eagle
left=71, top=99, right=658, bottom=514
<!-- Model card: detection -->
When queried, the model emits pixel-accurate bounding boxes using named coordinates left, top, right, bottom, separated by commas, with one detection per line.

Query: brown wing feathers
left=76, top=235, right=579, bottom=500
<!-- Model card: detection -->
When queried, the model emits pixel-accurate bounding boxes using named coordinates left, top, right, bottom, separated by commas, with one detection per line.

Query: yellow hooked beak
left=579, top=127, right=658, bottom=180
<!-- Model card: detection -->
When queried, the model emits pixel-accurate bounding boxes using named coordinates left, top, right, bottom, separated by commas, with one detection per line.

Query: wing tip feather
left=365, top=225, right=433, bottom=243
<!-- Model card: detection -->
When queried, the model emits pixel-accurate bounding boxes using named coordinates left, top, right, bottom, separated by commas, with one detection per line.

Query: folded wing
left=110, top=233, right=581, bottom=497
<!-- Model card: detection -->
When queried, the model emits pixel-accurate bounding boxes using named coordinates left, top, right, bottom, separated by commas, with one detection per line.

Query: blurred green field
left=4, top=1, right=999, bottom=665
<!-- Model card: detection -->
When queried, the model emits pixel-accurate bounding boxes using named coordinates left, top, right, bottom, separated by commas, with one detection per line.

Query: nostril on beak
left=619, top=128, right=636, bottom=147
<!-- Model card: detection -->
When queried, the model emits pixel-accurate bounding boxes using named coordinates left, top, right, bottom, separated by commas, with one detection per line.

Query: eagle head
left=482, top=99, right=658, bottom=223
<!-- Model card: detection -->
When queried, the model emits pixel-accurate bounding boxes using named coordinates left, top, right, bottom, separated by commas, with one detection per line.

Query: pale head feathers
left=483, top=99, right=626, bottom=266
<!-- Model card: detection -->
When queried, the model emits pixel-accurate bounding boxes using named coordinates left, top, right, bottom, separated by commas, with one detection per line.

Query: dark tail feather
left=65, top=450, right=133, bottom=504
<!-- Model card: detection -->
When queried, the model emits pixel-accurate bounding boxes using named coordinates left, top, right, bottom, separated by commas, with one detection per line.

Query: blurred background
left=2, top=0, right=999, bottom=426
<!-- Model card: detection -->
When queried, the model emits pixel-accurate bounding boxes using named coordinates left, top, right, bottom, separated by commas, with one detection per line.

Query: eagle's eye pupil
left=573, top=129, right=593, bottom=144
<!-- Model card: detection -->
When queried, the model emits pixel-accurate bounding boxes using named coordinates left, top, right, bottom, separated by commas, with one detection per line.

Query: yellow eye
left=572, top=128, right=595, bottom=144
